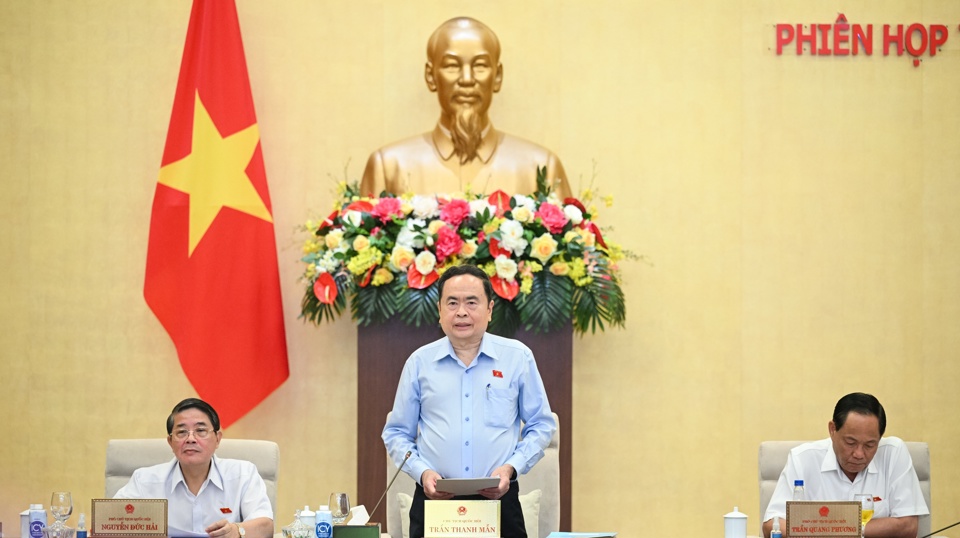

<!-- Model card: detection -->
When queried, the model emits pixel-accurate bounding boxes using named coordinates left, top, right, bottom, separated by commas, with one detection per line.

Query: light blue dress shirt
left=382, top=332, right=556, bottom=485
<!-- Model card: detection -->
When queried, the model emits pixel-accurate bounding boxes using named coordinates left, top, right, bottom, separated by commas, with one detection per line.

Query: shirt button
left=465, top=441, right=470, bottom=446
left=465, top=393, right=470, bottom=398
left=465, top=417, right=470, bottom=422
left=465, top=467, right=470, bottom=472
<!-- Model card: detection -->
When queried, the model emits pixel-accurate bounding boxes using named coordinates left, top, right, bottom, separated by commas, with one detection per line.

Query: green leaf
left=516, top=271, right=574, bottom=333
left=351, top=280, right=400, bottom=326
left=571, top=253, right=626, bottom=334
left=396, top=277, right=441, bottom=328
left=488, top=295, right=521, bottom=338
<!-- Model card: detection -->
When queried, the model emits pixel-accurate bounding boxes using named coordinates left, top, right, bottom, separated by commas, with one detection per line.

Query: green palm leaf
left=572, top=254, right=626, bottom=334
left=351, top=281, right=400, bottom=326
left=489, top=295, right=521, bottom=337
left=396, top=278, right=440, bottom=327
left=516, top=271, right=574, bottom=333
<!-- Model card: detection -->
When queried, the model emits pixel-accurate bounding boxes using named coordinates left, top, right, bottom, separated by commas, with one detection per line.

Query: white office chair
left=104, top=438, right=280, bottom=516
left=758, top=441, right=930, bottom=538
left=384, top=412, right=560, bottom=538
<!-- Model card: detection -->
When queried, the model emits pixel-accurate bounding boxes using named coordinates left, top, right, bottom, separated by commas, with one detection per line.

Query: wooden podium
left=356, top=318, right=572, bottom=532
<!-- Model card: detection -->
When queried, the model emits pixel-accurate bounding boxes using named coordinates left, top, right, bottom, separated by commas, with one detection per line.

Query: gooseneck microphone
left=369, top=450, right=412, bottom=523
left=920, top=519, right=960, bottom=538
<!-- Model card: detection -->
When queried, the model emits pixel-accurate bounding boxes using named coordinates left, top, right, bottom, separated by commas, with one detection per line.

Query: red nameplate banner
left=786, top=501, right=861, bottom=538
left=424, top=500, right=499, bottom=538
left=91, top=499, right=167, bottom=537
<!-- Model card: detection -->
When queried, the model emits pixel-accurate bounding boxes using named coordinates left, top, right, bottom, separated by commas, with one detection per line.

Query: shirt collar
left=169, top=455, right=224, bottom=495
left=821, top=440, right=878, bottom=479
left=432, top=334, right=499, bottom=365
left=432, top=122, right=498, bottom=164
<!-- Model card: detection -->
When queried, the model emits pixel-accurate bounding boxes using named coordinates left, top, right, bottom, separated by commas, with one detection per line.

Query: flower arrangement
left=299, top=168, right=628, bottom=336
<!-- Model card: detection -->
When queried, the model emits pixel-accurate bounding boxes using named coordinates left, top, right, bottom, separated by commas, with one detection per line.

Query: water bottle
left=298, top=506, right=315, bottom=531
left=315, top=506, right=333, bottom=538
left=29, top=504, right=47, bottom=538
left=77, top=513, right=88, bottom=538
left=793, top=479, right=805, bottom=501
left=771, top=516, right=782, bottom=538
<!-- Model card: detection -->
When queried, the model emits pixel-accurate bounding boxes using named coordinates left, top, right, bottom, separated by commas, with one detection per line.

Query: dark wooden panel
left=357, top=319, right=572, bottom=533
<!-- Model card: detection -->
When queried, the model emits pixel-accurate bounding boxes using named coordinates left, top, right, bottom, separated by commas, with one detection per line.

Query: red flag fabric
left=144, top=0, right=288, bottom=428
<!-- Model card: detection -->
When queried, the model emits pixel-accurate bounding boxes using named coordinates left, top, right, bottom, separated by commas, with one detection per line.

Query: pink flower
left=440, top=199, right=471, bottom=227
left=435, top=225, right=465, bottom=262
left=371, top=197, right=403, bottom=223
left=535, top=202, right=569, bottom=234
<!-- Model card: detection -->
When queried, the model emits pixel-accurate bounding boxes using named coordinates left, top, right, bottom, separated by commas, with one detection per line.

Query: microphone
left=369, top=450, right=412, bottom=523
left=920, top=519, right=960, bottom=538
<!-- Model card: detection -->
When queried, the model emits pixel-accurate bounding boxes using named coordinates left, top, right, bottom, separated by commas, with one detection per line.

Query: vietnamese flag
left=144, top=0, right=288, bottom=428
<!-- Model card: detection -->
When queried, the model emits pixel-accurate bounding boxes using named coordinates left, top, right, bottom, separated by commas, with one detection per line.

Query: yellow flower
left=579, top=188, right=594, bottom=202
left=346, top=247, right=383, bottom=276
left=602, top=195, right=614, bottom=208
left=512, top=205, right=534, bottom=223
left=428, top=219, right=447, bottom=235
left=481, top=261, right=497, bottom=277
left=576, top=227, right=596, bottom=247
left=400, top=201, right=414, bottom=216
left=325, top=230, right=344, bottom=250
left=302, top=240, right=320, bottom=255
left=549, top=262, right=570, bottom=276
left=353, top=235, right=370, bottom=251
left=461, top=239, right=478, bottom=259
left=529, top=233, right=558, bottom=264
left=520, top=276, right=533, bottom=295
left=483, top=217, right=504, bottom=235
left=390, top=245, right=416, bottom=270
left=371, top=267, right=395, bottom=286
left=606, top=242, right=625, bottom=263
left=563, top=230, right=581, bottom=244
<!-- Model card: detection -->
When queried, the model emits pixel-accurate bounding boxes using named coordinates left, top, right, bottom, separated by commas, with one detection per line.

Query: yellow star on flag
left=158, top=91, right=273, bottom=255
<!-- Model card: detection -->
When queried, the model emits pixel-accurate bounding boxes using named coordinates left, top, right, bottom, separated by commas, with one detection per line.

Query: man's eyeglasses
left=171, top=428, right=214, bottom=440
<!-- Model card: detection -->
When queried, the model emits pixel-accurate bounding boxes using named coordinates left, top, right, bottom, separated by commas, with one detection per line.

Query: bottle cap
left=30, top=504, right=43, bottom=510
left=79, top=514, right=86, bottom=525
left=794, top=480, right=804, bottom=486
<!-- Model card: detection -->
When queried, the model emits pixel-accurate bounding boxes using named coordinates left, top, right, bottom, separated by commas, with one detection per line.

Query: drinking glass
left=854, top=493, right=874, bottom=531
left=50, top=491, right=73, bottom=530
left=329, top=492, right=350, bottom=525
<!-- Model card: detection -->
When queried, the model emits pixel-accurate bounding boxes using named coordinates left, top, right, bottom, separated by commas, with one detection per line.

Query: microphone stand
left=369, top=451, right=412, bottom=524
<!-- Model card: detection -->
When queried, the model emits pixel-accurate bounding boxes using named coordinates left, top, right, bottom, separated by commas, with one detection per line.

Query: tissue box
left=332, top=523, right=381, bottom=538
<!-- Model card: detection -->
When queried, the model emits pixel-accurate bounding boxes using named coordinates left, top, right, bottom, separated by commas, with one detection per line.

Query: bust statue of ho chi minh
left=360, top=17, right=573, bottom=199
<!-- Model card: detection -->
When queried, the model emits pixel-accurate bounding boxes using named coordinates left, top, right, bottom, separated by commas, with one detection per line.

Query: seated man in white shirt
left=114, top=398, right=274, bottom=538
left=763, top=392, right=928, bottom=538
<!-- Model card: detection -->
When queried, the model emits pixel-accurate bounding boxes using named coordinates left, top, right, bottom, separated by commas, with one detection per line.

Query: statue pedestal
left=357, top=319, right=572, bottom=533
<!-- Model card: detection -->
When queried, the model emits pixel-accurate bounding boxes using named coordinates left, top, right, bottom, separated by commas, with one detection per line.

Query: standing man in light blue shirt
left=382, top=264, right=556, bottom=538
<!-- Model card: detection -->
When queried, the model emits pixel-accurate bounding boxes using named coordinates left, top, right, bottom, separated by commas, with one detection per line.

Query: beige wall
left=2, top=0, right=959, bottom=536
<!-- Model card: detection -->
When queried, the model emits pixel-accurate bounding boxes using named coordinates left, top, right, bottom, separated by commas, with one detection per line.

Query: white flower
left=396, top=227, right=423, bottom=249
left=498, top=219, right=529, bottom=256
left=414, top=250, right=437, bottom=275
left=494, top=255, right=518, bottom=281
left=410, top=195, right=440, bottom=219
left=469, top=199, right=496, bottom=218
left=563, top=204, right=584, bottom=225
left=315, top=251, right=340, bottom=273
left=343, top=210, right=363, bottom=228
left=513, top=194, right=537, bottom=212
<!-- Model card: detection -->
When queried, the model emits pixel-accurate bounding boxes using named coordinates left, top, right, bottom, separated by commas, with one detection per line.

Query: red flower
left=488, top=237, right=510, bottom=258
left=312, top=273, right=338, bottom=304
left=535, top=202, right=569, bottom=234
left=583, top=221, right=608, bottom=249
left=358, top=266, right=375, bottom=288
left=371, top=197, right=403, bottom=223
left=487, top=190, right=511, bottom=216
left=440, top=199, right=471, bottom=227
left=407, top=264, right=438, bottom=289
left=317, top=210, right=338, bottom=234
left=491, top=275, right=519, bottom=300
left=343, top=200, right=374, bottom=213
left=435, top=225, right=464, bottom=262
